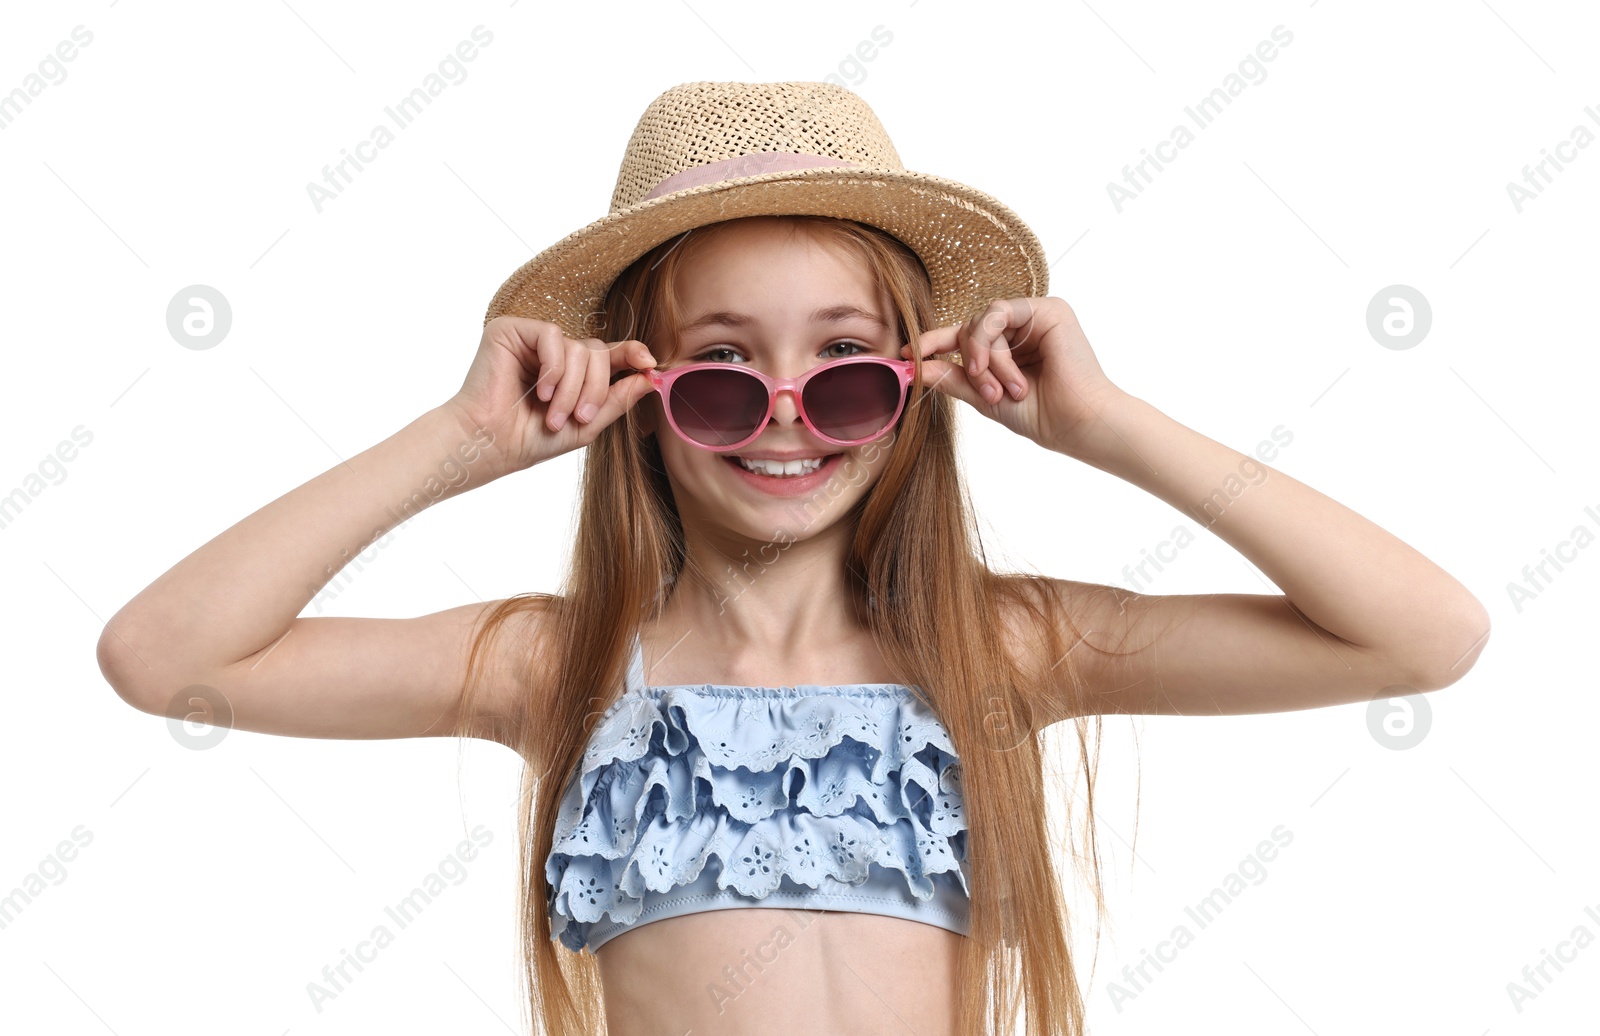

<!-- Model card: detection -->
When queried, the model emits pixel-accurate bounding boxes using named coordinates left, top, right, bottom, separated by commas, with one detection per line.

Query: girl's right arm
left=96, top=317, right=658, bottom=749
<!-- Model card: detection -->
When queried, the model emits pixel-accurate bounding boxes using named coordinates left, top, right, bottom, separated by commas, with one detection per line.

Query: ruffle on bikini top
left=544, top=663, right=970, bottom=952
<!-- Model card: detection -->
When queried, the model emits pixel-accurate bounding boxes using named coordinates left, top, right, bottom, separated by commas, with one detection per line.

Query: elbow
left=1407, top=596, right=1492, bottom=692
left=99, top=611, right=235, bottom=722
left=96, top=620, right=166, bottom=716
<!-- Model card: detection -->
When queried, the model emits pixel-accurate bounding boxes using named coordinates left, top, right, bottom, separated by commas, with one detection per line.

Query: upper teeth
left=736, top=456, right=826, bottom=476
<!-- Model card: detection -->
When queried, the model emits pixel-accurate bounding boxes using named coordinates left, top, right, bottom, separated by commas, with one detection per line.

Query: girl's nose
left=769, top=386, right=801, bottom=425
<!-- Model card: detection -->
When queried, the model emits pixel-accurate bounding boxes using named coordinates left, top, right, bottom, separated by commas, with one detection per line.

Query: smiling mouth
left=726, top=455, right=832, bottom=477
left=720, top=451, right=854, bottom=480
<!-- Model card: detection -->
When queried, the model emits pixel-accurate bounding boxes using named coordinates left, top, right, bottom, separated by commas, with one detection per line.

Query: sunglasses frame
left=641, top=354, right=917, bottom=452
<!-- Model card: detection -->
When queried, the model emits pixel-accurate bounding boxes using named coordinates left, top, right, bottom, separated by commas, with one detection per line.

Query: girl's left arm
left=906, top=297, right=1492, bottom=718
left=1049, top=390, right=1490, bottom=716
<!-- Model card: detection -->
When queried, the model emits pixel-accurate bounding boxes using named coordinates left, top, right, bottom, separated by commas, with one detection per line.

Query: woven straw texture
left=483, top=81, right=1049, bottom=340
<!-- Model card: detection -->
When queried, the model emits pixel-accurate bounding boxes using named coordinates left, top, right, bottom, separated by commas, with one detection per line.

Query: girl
left=99, top=82, right=1490, bottom=1036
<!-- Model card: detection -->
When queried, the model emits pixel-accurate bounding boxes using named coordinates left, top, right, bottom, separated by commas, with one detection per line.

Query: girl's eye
left=695, top=341, right=868, bottom=364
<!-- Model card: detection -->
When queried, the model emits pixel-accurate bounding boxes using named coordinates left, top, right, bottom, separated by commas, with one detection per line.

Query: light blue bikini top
left=544, top=630, right=971, bottom=954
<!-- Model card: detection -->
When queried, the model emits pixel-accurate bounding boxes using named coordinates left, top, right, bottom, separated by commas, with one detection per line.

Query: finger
left=533, top=323, right=565, bottom=403
left=964, top=341, right=1007, bottom=405
left=961, top=306, right=1008, bottom=402
left=984, top=336, right=1028, bottom=402
left=970, top=301, right=1034, bottom=405
left=911, top=354, right=987, bottom=411
left=547, top=340, right=590, bottom=431
left=606, top=338, right=657, bottom=373
left=900, top=323, right=961, bottom=360
left=992, top=298, right=1047, bottom=401
left=483, top=317, right=543, bottom=384
left=572, top=341, right=613, bottom=424
left=582, top=370, right=656, bottom=433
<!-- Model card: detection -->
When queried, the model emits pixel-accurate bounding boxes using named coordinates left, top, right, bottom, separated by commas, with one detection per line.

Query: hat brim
left=482, top=164, right=1050, bottom=342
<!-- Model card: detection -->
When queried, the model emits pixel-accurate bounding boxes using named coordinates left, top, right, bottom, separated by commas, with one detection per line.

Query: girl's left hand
left=901, top=296, right=1128, bottom=457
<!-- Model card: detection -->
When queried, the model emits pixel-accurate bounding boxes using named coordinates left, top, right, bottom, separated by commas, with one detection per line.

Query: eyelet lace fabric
left=545, top=633, right=970, bottom=953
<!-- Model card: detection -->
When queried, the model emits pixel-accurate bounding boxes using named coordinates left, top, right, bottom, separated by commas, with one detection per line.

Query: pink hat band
left=640, top=151, right=860, bottom=202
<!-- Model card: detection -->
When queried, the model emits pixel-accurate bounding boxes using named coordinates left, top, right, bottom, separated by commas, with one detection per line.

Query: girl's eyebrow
left=678, top=304, right=888, bottom=335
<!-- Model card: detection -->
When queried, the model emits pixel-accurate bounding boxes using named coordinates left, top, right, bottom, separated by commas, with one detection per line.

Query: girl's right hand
left=444, top=316, right=658, bottom=475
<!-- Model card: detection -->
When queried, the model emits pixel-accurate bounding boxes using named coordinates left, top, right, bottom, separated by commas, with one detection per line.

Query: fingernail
left=984, top=384, right=1000, bottom=403
left=576, top=403, right=597, bottom=422
left=551, top=411, right=567, bottom=430
left=1008, top=381, right=1024, bottom=399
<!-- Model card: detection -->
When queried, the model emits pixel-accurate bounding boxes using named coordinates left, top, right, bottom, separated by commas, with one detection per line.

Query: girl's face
left=638, top=218, right=904, bottom=545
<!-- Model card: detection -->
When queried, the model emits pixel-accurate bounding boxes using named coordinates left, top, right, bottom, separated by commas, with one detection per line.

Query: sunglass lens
left=802, top=363, right=903, bottom=441
left=669, top=368, right=768, bottom=447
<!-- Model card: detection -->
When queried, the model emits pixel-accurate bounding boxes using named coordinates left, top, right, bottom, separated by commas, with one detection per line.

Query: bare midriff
left=594, top=906, right=964, bottom=1036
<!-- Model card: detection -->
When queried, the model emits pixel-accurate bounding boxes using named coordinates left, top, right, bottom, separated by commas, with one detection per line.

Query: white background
left=2, top=0, right=1595, bottom=1033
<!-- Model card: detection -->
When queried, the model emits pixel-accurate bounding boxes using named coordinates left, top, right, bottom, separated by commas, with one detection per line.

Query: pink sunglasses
left=639, top=355, right=916, bottom=452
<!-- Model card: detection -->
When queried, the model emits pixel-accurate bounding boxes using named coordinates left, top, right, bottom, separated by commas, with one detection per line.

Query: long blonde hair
left=456, top=214, right=1114, bottom=1034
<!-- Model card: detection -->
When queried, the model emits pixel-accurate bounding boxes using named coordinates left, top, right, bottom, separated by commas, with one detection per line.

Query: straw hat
left=482, top=80, right=1049, bottom=341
